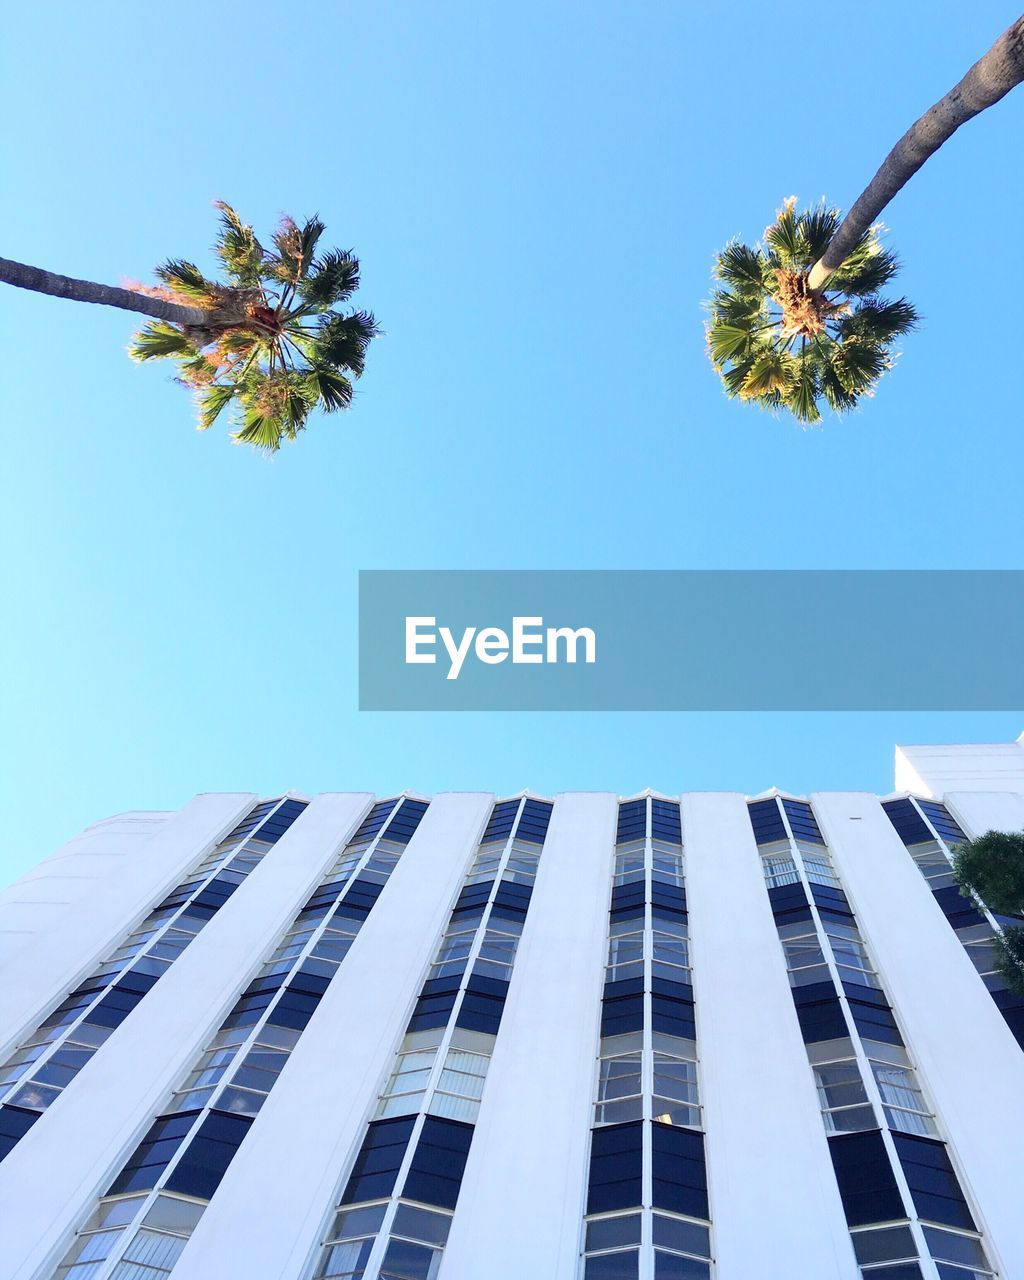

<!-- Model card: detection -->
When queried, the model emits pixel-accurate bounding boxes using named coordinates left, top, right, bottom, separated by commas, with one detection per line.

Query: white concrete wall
left=168, top=792, right=493, bottom=1280
left=0, top=793, right=255, bottom=1057
left=682, top=793, right=857, bottom=1280
left=439, top=792, right=618, bottom=1279
left=943, top=791, right=1024, bottom=840
left=2, top=792, right=373, bottom=1280
left=0, top=814, right=168, bottom=974
left=814, top=793, right=1024, bottom=1280
left=895, top=740, right=1024, bottom=797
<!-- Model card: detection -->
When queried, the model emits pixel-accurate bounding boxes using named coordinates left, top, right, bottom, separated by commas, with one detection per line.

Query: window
left=865, top=1043, right=936, bottom=1138
left=377, top=1032, right=441, bottom=1120
left=317, top=1201, right=388, bottom=1278
left=473, top=919, right=523, bottom=982
left=812, top=1057, right=875, bottom=1133
left=798, top=844, right=840, bottom=888
left=651, top=920, right=690, bottom=984
left=614, top=841, right=647, bottom=887
left=850, top=1223, right=920, bottom=1272
left=464, top=841, right=503, bottom=885
left=779, top=923, right=831, bottom=987
left=595, top=1035, right=644, bottom=1126
left=652, top=1035, right=700, bottom=1128
left=760, top=842, right=799, bottom=888
left=428, top=917, right=481, bottom=981
left=607, top=921, right=645, bottom=983
left=378, top=1202, right=453, bottom=1280
left=907, top=841, right=957, bottom=889
left=429, top=1032, right=493, bottom=1123
left=583, top=1212, right=642, bottom=1278
left=824, top=922, right=880, bottom=989
left=502, top=839, right=542, bottom=883
left=653, top=1212, right=712, bottom=1278
left=923, top=1226, right=995, bottom=1278
left=651, top=843, right=684, bottom=887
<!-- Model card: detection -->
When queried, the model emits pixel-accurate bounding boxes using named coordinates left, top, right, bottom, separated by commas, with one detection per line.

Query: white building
left=1, top=734, right=1023, bottom=1280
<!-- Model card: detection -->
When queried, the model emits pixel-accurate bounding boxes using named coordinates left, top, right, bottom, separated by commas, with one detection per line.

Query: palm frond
left=232, top=410, right=283, bottom=452
left=787, top=355, right=821, bottom=423
left=765, top=199, right=802, bottom=264
left=213, top=202, right=265, bottom=286
left=299, top=249, right=361, bottom=308
left=742, top=351, right=795, bottom=398
left=272, top=214, right=326, bottom=283
left=129, top=321, right=198, bottom=362
left=196, top=384, right=235, bottom=430
left=707, top=321, right=757, bottom=368
left=715, top=243, right=765, bottom=294
left=153, top=259, right=218, bottom=303
left=307, top=366, right=354, bottom=412
left=842, top=298, right=919, bottom=342
left=798, top=205, right=840, bottom=261
left=313, top=310, right=379, bottom=374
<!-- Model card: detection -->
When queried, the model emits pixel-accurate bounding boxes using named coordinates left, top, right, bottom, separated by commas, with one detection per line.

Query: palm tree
left=707, top=200, right=918, bottom=423
left=0, top=203, right=378, bottom=452
left=708, top=13, right=1024, bottom=423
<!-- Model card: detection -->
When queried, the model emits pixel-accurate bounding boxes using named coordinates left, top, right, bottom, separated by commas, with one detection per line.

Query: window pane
left=814, top=1062, right=868, bottom=1109
left=654, top=1252, right=711, bottom=1278
left=585, top=1215, right=642, bottom=1251
left=653, top=1214, right=710, bottom=1256
left=850, top=1224, right=918, bottom=1264
left=585, top=1252, right=639, bottom=1280
left=923, top=1228, right=991, bottom=1268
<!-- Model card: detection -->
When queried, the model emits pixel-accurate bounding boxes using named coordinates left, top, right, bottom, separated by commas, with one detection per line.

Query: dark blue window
left=402, top=1116, right=474, bottom=1210
left=828, top=1130, right=905, bottom=1226
left=164, top=1110, right=253, bottom=1200
left=587, top=1121, right=643, bottom=1213
left=892, top=1133, right=976, bottom=1230
left=651, top=1122, right=707, bottom=1216
left=747, top=800, right=787, bottom=845
left=517, top=799, right=553, bottom=844
left=617, top=800, right=648, bottom=843
left=0, top=1105, right=39, bottom=1162
left=882, top=800, right=932, bottom=847
left=782, top=799, right=825, bottom=845
left=650, top=801, right=682, bottom=844
left=918, top=802, right=966, bottom=846
left=341, top=1117, right=416, bottom=1204
left=482, top=801, right=520, bottom=843
left=795, top=994, right=847, bottom=1043
left=382, top=799, right=429, bottom=844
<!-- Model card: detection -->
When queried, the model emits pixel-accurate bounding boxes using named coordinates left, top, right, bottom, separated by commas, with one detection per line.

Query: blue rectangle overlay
left=358, top=570, right=1024, bottom=711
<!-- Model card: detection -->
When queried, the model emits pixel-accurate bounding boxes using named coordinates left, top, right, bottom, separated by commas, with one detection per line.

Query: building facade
left=1, top=735, right=1023, bottom=1280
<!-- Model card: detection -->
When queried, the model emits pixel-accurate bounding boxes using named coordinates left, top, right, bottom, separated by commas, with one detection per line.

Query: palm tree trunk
left=0, top=256, right=208, bottom=326
left=809, top=14, right=1024, bottom=291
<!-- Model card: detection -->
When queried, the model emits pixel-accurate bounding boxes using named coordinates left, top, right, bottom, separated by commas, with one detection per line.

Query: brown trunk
left=809, top=14, right=1024, bottom=290
left=0, top=255, right=208, bottom=326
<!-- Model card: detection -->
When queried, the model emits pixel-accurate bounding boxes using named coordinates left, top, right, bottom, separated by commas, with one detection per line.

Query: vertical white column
left=167, top=791, right=494, bottom=1280
left=439, top=792, right=618, bottom=1279
left=0, top=792, right=256, bottom=1055
left=3, top=792, right=373, bottom=1280
left=943, top=790, right=1024, bottom=840
left=813, top=792, right=1024, bottom=1280
left=682, top=793, right=857, bottom=1280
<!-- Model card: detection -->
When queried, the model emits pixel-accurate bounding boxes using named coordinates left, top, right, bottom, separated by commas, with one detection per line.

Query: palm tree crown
left=706, top=199, right=918, bottom=424
left=129, top=203, right=379, bottom=452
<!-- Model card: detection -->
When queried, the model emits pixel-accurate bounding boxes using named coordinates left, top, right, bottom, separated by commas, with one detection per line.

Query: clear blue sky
left=2, top=3, right=1022, bottom=885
